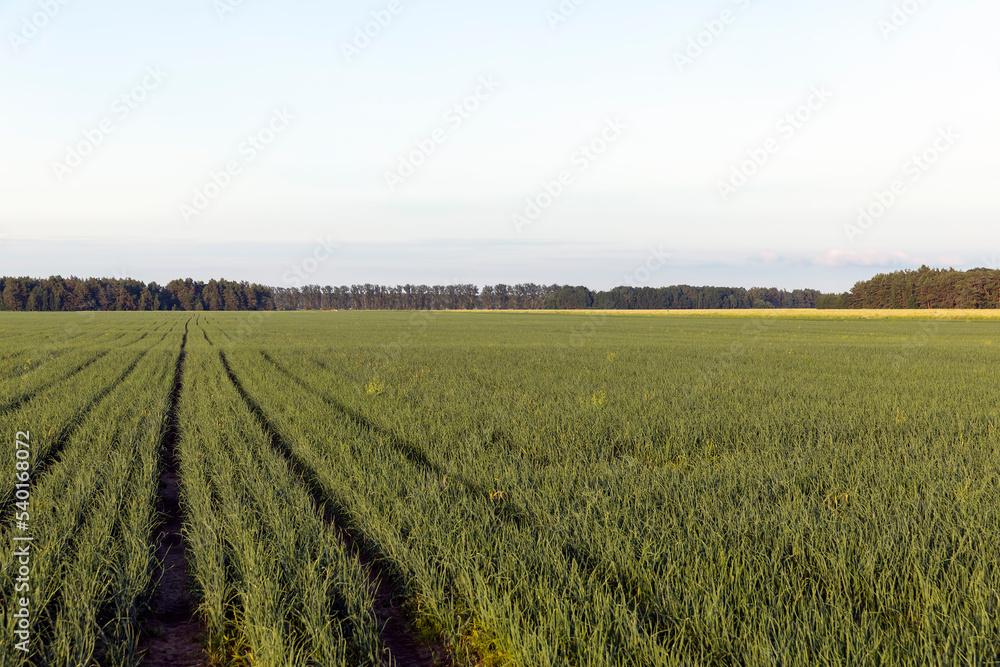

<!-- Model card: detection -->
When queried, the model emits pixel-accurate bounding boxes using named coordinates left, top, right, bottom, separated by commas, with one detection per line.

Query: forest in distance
left=0, top=265, right=997, bottom=312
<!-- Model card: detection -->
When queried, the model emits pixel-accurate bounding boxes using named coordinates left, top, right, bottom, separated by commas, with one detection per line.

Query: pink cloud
left=812, top=249, right=915, bottom=268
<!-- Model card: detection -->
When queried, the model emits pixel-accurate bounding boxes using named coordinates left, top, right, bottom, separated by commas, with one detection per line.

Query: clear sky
left=1, top=0, right=997, bottom=291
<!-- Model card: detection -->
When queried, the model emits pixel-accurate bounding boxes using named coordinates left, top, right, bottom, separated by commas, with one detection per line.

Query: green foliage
left=815, top=293, right=849, bottom=309
left=848, top=265, right=1000, bottom=309
left=3, top=311, right=999, bottom=666
left=0, top=277, right=273, bottom=313
left=177, top=333, right=383, bottom=666
left=0, top=277, right=828, bottom=312
left=0, top=318, right=179, bottom=665
left=205, top=310, right=1000, bottom=666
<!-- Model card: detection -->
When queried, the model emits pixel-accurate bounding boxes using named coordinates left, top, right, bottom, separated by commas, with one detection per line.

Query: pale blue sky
left=1, top=0, right=998, bottom=291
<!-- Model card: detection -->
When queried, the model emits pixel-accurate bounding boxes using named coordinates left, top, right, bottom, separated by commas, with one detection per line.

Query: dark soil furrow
left=0, top=348, right=111, bottom=415
left=141, top=320, right=205, bottom=666
left=0, top=348, right=151, bottom=521
left=218, top=350, right=450, bottom=667
left=258, top=350, right=667, bottom=641
left=259, top=351, right=489, bottom=498
left=198, top=323, right=213, bottom=346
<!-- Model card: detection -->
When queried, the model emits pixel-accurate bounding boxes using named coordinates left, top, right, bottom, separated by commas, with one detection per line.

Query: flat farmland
left=2, top=311, right=999, bottom=666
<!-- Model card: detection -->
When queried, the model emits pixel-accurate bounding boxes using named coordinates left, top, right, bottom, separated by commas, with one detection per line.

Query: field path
left=197, top=321, right=213, bottom=346
left=142, top=321, right=206, bottom=666
left=219, top=350, right=451, bottom=667
left=0, top=344, right=157, bottom=524
left=0, top=348, right=110, bottom=415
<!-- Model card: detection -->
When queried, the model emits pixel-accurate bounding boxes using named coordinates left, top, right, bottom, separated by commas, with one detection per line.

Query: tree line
left=0, top=277, right=274, bottom=312
left=273, top=284, right=823, bottom=310
left=0, top=276, right=826, bottom=311
left=7, top=269, right=998, bottom=312
left=834, top=266, right=1000, bottom=309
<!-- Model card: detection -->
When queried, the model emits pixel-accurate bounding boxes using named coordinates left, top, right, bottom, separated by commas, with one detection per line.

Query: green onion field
left=1, top=311, right=998, bottom=666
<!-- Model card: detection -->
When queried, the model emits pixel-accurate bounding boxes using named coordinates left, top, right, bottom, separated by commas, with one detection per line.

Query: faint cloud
left=813, top=249, right=913, bottom=268
left=754, top=250, right=781, bottom=264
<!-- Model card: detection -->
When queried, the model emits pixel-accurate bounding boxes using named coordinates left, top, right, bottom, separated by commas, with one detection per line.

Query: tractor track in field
left=0, top=348, right=111, bottom=416
left=259, top=353, right=484, bottom=493
left=259, top=352, right=521, bottom=515
left=198, top=322, right=213, bottom=346
left=0, top=330, right=154, bottom=414
left=0, top=331, right=155, bottom=415
left=218, top=350, right=452, bottom=667
left=258, top=351, right=674, bottom=640
left=141, top=320, right=205, bottom=667
left=0, top=347, right=152, bottom=520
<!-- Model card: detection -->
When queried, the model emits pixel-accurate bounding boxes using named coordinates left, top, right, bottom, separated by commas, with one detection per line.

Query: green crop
left=1, top=311, right=998, bottom=666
